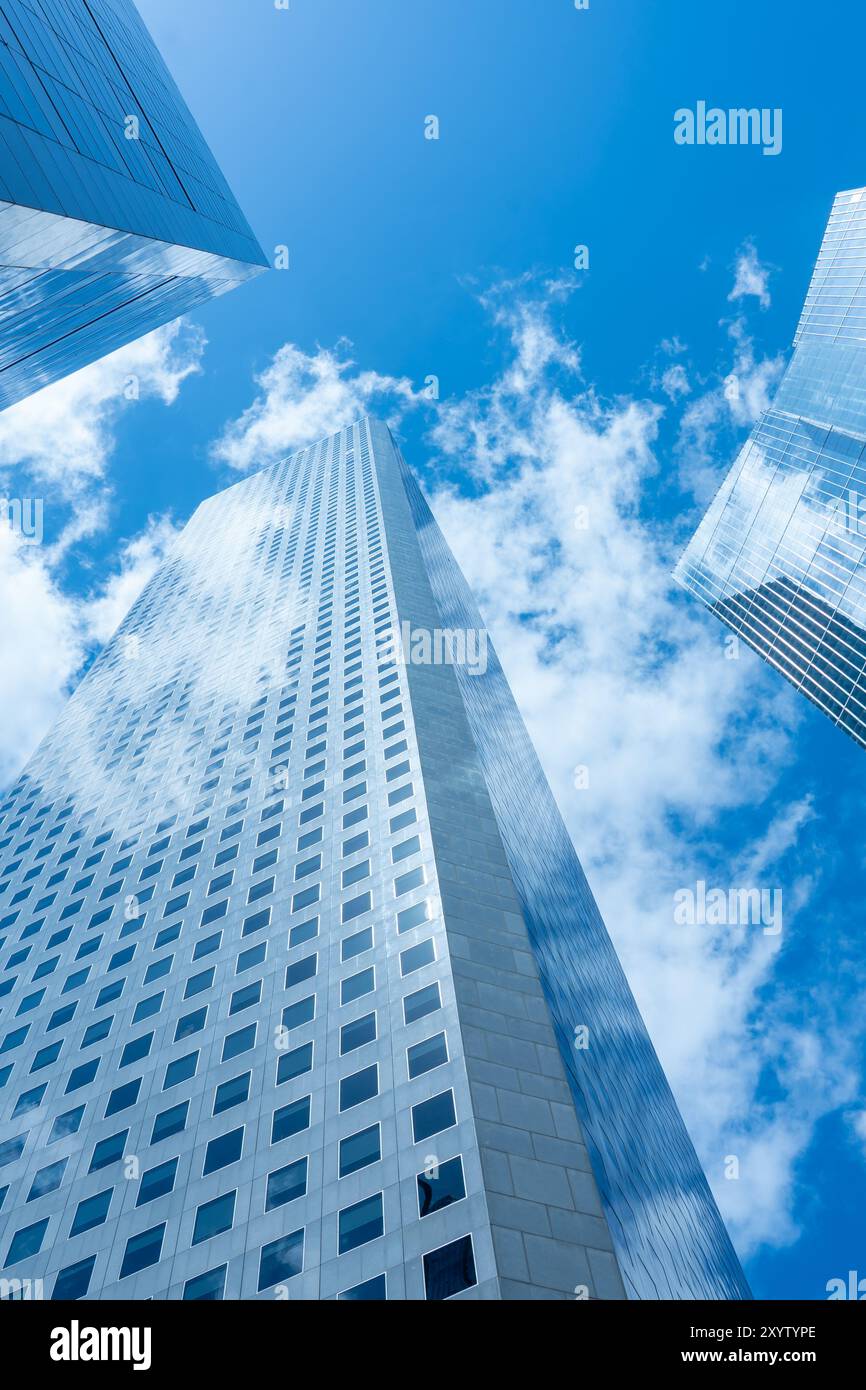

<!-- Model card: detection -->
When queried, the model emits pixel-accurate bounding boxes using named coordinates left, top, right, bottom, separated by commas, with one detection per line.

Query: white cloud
left=676, top=317, right=785, bottom=501
left=849, top=1110, right=866, bottom=1154
left=661, top=363, right=691, bottom=399
left=0, top=320, right=205, bottom=494
left=0, top=321, right=203, bottom=788
left=83, top=514, right=182, bottom=645
left=423, top=283, right=860, bottom=1257
left=729, top=241, right=773, bottom=310
left=0, top=269, right=855, bottom=1268
left=675, top=244, right=781, bottom=499
left=0, top=522, right=83, bottom=786
left=0, top=512, right=184, bottom=787
left=212, top=340, right=421, bottom=472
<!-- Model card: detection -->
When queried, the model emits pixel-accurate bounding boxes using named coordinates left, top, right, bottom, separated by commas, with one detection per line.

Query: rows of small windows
left=0, top=432, right=469, bottom=1296
left=1, top=891, right=465, bottom=1299
left=11, top=1233, right=479, bottom=1303
left=1, top=1072, right=474, bottom=1300
left=0, top=663, right=430, bottom=1188
left=0, top=443, right=383, bottom=850
left=0, top=644, right=421, bottom=1107
left=0, top=451, right=394, bottom=948
left=0, top=573, right=410, bottom=1018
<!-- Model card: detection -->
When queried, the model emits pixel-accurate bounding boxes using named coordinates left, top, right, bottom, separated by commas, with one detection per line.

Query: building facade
left=676, top=186, right=866, bottom=748
left=0, top=420, right=749, bottom=1300
left=0, top=0, right=266, bottom=411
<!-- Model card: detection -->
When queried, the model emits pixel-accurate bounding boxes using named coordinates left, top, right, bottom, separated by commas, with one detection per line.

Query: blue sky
left=1, top=0, right=865, bottom=1299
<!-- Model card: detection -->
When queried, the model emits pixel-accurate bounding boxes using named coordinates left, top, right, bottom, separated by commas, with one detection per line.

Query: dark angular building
left=0, top=0, right=266, bottom=410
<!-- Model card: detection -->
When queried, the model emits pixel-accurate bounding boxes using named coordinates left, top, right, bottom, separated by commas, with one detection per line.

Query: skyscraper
left=0, top=0, right=266, bottom=412
left=675, top=186, right=866, bottom=748
left=0, top=420, right=749, bottom=1301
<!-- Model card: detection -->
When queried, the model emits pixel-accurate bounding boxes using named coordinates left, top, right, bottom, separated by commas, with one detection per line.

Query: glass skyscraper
left=0, top=0, right=266, bottom=411
left=676, top=186, right=866, bottom=748
left=0, top=419, right=749, bottom=1301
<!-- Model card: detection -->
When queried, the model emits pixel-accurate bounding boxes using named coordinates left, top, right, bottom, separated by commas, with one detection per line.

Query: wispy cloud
left=0, top=269, right=857, bottom=1266
left=196, top=283, right=858, bottom=1255
left=0, top=323, right=203, bottom=785
left=676, top=316, right=785, bottom=502
left=212, top=340, right=421, bottom=472
left=0, top=320, right=204, bottom=494
left=0, top=522, right=82, bottom=787
left=83, top=515, right=182, bottom=645
left=729, top=240, right=773, bottom=310
left=420, top=279, right=861, bottom=1256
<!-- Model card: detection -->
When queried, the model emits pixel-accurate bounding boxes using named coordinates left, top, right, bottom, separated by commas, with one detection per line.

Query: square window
left=400, top=938, right=435, bottom=976
left=276, top=1041, right=313, bottom=1086
left=341, top=967, right=374, bottom=1004
left=164, top=1052, right=198, bottom=1089
left=120, top=1034, right=152, bottom=1068
left=105, top=1077, right=141, bottom=1117
left=137, top=1158, right=178, bottom=1206
left=230, top=981, right=262, bottom=1015
left=340, top=1013, right=376, bottom=1055
left=214, top=1073, right=251, bottom=1115
left=53, top=1255, right=96, bottom=1301
left=183, top=1265, right=227, bottom=1301
left=339, top=1064, right=378, bottom=1112
left=412, top=1090, right=456, bottom=1144
left=292, top=885, right=319, bottom=913
left=90, top=1129, right=128, bottom=1172
left=286, top=954, right=317, bottom=988
left=27, top=1159, right=66, bottom=1201
left=272, top=1096, right=311, bottom=1143
left=397, top=901, right=429, bottom=934
left=151, top=1102, right=188, bottom=1145
left=265, top=1157, right=308, bottom=1211
left=407, top=1032, right=448, bottom=1079
left=237, top=943, right=266, bottom=973
left=192, top=1191, right=236, bottom=1246
left=5, top=1217, right=49, bottom=1267
left=282, top=995, right=315, bottom=1032
left=258, top=1229, right=303, bottom=1292
left=175, top=1007, right=207, bottom=1041
left=423, top=1234, right=477, bottom=1300
left=403, top=982, right=441, bottom=1026
left=338, top=1193, right=383, bottom=1254
left=119, top=1224, right=165, bottom=1279
left=341, top=891, right=372, bottom=923
left=222, top=1023, right=256, bottom=1062
left=341, top=927, right=373, bottom=962
left=395, top=866, right=425, bottom=897
left=338, top=1274, right=386, bottom=1301
left=289, top=917, right=318, bottom=949
left=418, top=1155, right=466, bottom=1217
left=203, top=1127, right=244, bottom=1175
left=184, top=968, right=213, bottom=999
left=392, top=835, right=421, bottom=863
left=342, top=860, right=370, bottom=889
left=339, top=1123, right=381, bottom=1178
